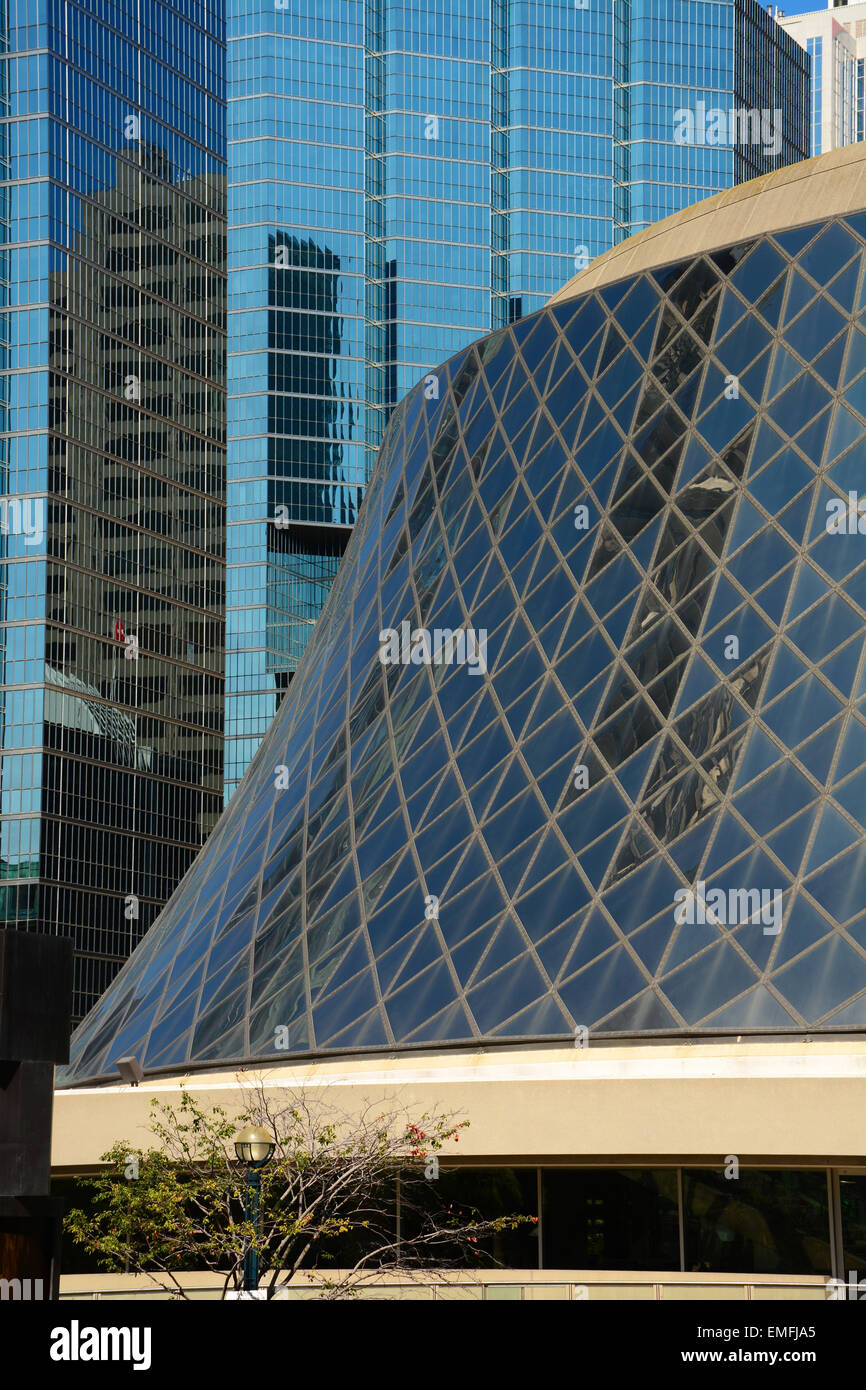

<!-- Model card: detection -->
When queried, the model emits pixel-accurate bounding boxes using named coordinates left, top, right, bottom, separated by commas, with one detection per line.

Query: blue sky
left=775, top=1, right=831, bottom=15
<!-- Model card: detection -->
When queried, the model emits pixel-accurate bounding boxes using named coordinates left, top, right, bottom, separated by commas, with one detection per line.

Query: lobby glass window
left=682, top=1168, right=830, bottom=1275
left=305, top=1176, right=398, bottom=1272
left=839, top=1174, right=866, bottom=1274
left=541, top=1168, right=680, bottom=1271
left=403, top=1165, right=539, bottom=1268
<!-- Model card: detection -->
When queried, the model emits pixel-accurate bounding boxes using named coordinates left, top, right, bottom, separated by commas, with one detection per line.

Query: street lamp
left=234, top=1125, right=275, bottom=1293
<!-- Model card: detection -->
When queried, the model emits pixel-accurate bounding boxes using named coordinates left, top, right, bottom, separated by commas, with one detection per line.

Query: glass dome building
left=62, top=147, right=866, bottom=1085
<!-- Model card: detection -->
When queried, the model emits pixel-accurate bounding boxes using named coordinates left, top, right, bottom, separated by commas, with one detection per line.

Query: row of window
left=42, top=0, right=225, bottom=100
left=55, top=1166, right=866, bottom=1278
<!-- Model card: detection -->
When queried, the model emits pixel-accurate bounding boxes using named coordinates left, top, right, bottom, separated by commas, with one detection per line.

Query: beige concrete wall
left=548, top=144, right=866, bottom=304
left=52, top=1039, right=866, bottom=1169
left=57, top=1269, right=830, bottom=1301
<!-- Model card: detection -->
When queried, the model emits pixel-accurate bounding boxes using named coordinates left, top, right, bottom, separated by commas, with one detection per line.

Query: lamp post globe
left=234, top=1125, right=276, bottom=1167
left=233, top=1126, right=275, bottom=1294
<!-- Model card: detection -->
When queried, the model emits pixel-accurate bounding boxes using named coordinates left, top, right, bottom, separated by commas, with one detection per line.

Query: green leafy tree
left=65, top=1081, right=534, bottom=1298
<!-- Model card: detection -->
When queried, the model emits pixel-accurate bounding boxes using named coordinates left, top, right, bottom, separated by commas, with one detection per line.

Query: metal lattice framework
left=63, top=214, right=866, bottom=1083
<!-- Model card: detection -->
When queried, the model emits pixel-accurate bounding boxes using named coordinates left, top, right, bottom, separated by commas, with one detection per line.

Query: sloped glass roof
left=62, top=216, right=866, bottom=1083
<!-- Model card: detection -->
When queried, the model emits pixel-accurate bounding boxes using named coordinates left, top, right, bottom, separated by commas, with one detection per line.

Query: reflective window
left=542, top=1169, right=680, bottom=1271
left=682, top=1169, right=830, bottom=1275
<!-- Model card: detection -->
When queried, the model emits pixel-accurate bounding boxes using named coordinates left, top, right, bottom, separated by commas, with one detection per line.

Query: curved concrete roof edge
left=548, top=144, right=866, bottom=305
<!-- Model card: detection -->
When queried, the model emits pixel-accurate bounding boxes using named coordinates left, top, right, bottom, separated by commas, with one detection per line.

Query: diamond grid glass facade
left=0, top=0, right=226, bottom=1019
left=224, top=0, right=810, bottom=801
left=62, top=204, right=866, bottom=1084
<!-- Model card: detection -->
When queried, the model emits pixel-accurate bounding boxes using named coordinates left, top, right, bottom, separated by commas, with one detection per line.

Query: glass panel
left=403, top=1167, right=539, bottom=1269
left=729, top=242, right=786, bottom=301
left=682, top=1170, right=830, bottom=1275
left=799, top=222, right=860, bottom=282
left=773, top=928, right=865, bottom=1009
left=541, top=1169, right=680, bottom=1271
left=786, top=298, right=846, bottom=361
left=840, top=1175, right=866, bottom=1277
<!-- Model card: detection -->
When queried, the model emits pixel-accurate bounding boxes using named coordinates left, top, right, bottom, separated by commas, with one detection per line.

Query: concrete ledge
left=52, top=1039, right=866, bottom=1168
left=548, top=145, right=866, bottom=303
left=57, top=1269, right=831, bottom=1301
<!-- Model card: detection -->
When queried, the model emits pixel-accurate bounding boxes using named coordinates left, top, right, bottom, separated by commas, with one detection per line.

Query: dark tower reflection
left=266, top=235, right=356, bottom=693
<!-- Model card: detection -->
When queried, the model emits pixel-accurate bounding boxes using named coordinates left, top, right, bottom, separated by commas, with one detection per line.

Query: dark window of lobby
left=541, top=1169, right=681, bottom=1270
left=403, top=1166, right=539, bottom=1269
left=838, top=1175, right=866, bottom=1273
left=681, top=1169, right=830, bottom=1275
left=55, top=1166, right=840, bottom=1275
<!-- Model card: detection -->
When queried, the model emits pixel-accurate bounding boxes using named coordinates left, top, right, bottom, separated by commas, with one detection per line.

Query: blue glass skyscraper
left=225, top=0, right=809, bottom=800
left=0, top=0, right=226, bottom=1018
